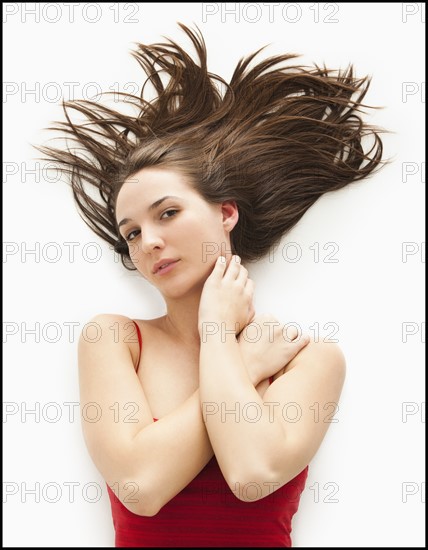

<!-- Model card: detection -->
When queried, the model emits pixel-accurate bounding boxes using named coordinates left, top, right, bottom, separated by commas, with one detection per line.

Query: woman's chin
left=156, top=275, right=206, bottom=300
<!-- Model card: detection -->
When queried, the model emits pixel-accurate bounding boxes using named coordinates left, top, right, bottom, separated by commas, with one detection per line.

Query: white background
left=3, top=2, right=425, bottom=547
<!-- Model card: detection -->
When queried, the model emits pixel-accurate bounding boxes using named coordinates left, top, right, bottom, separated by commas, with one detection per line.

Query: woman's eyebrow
left=118, top=195, right=181, bottom=228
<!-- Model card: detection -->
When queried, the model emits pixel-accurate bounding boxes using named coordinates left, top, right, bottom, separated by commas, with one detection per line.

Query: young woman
left=35, top=24, right=385, bottom=547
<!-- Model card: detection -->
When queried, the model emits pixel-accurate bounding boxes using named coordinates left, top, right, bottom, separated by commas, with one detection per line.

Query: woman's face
left=115, top=167, right=238, bottom=297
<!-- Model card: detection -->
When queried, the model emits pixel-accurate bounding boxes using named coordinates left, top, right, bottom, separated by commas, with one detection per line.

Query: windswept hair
left=35, top=23, right=386, bottom=271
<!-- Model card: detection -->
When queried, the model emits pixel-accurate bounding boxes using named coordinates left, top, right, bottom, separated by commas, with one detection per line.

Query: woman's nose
left=140, top=230, right=164, bottom=254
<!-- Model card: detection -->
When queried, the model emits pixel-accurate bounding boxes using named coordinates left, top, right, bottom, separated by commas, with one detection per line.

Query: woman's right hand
left=198, top=255, right=255, bottom=338
left=237, top=313, right=310, bottom=386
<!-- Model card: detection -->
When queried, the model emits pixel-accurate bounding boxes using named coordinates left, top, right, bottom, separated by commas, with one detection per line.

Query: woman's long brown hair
left=34, top=23, right=386, bottom=270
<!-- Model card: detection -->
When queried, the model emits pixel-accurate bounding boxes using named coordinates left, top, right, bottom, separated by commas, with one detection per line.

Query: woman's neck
left=160, top=292, right=202, bottom=348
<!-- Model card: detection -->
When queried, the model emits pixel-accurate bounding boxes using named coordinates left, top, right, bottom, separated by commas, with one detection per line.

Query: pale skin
left=78, top=167, right=346, bottom=516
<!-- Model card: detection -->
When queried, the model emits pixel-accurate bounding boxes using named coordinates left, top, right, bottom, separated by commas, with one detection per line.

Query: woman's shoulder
left=84, top=312, right=162, bottom=327
left=80, top=313, right=157, bottom=367
left=82, top=313, right=166, bottom=347
left=82, top=312, right=139, bottom=338
left=85, top=312, right=132, bottom=323
left=284, top=337, right=346, bottom=379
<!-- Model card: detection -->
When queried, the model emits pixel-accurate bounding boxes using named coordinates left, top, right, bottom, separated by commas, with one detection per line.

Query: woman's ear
left=221, top=200, right=239, bottom=232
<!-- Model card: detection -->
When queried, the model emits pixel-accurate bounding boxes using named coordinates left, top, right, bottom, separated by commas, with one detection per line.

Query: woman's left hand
left=198, top=255, right=255, bottom=337
left=237, top=313, right=310, bottom=386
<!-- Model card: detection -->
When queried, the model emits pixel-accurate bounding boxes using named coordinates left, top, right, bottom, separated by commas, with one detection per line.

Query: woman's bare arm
left=78, top=313, right=213, bottom=516
left=79, top=312, right=281, bottom=515
left=199, top=332, right=346, bottom=501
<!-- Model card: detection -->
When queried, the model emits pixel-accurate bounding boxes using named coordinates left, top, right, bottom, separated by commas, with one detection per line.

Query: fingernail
left=219, top=256, right=226, bottom=263
left=235, top=255, right=241, bottom=263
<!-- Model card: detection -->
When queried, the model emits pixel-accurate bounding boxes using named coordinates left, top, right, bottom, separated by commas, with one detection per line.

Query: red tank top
left=106, top=321, right=309, bottom=547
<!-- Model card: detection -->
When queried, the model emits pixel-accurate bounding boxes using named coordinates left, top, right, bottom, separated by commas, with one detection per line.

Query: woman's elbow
left=225, top=468, right=280, bottom=503
left=115, top=477, right=163, bottom=517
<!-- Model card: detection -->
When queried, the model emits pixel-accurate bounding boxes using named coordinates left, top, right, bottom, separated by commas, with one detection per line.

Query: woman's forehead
left=115, top=169, right=200, bottom=219
left=118, top=169, right=191, bottom=202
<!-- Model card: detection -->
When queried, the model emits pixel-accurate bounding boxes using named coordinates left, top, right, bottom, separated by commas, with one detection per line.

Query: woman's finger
left=294, top=334, right=311, bottom=347
left=284, top=325, right=299, bottom=341
left=235, top=264, right=249, bottom=287
left=243, top=279, right=255, bottom=302
left=212, top=255, right=227, bottom=277
left=247, top=309, right=256, bottom=326
left=224, top=255, right=242, bottom=280
left=246, top=278, right=255, bottom=292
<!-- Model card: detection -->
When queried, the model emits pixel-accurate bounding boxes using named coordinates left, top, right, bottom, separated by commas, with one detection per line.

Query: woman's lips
left=155, top=260, right=180, bottom=275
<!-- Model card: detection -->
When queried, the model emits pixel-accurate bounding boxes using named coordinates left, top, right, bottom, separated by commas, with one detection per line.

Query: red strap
left=133, top=320, right=142, bottom=369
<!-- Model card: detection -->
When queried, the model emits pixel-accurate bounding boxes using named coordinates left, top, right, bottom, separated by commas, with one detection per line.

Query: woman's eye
left=126, top=229, right=140, bottom=242
left=125, top=210, right=178, bottom=242
left=161, top=209, right=178, bottom=219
